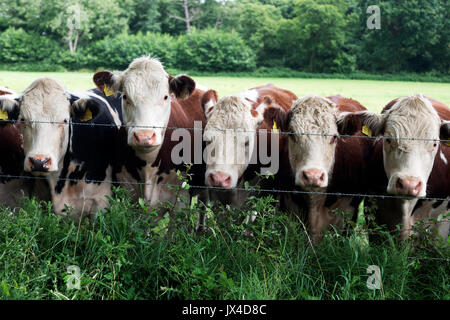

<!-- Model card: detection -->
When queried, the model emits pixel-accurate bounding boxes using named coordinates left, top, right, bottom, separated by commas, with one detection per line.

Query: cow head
left=93, top=56, right=195, bottom=151
left=277, top=95, right=340, bottom=190
left=339, top=94, right=447, bottom=197
left=203, top=95, right=277, bottom=189
left=0, top=78, right=99, bottom=175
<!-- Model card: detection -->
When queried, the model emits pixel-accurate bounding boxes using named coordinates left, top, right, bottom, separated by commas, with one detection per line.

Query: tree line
left=0, top=0, right=448, bottom=74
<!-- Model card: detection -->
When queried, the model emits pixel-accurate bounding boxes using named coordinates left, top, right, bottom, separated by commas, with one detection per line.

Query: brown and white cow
left=272, top=95, right=369, bottom=241
left=340, top=94, right=450, bottom=240
left=0, top=78, right=122, bottom=220
left=0, top=86, right=37, bottom=207
left=197, top=84, right=297, bottom=233
left=93, top=56, right=218, bottom=210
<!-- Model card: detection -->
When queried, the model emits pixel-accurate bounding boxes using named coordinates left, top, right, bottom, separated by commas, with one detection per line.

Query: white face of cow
left=0, top=78, right=71, bottom=175
left=381, top=96, right=441, bottom=197
left=286, top=95, right=339, bottom=190
left=203, top=95, right=266, bottom=189
left=0, top=78, right=97, bottom=176
left=343, top=95, right=445, bottom=197
left=93, top=56, right=195, bottom=152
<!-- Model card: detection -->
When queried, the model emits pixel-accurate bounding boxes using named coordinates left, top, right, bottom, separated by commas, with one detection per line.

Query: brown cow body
left=0, top=87, right=36, bottom=207
left=279, top=95, right=370, bottom=241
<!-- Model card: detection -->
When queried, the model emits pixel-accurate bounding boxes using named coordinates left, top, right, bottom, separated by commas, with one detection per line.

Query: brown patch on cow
left=250, top=109, right=258, bottom=118
left=0, top=89, right=12, bottom=96
left=327, top=95, right=366, bottom=113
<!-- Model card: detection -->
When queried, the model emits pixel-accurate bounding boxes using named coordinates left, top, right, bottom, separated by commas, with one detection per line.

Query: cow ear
left=93, top=70, right=122, bottom=97
left=201, top=89, right=218, bottom=118
left=70, top=97, right=99, bottom=122
left=440, top=121, right=450, bottom=144
left=0, top=95, right=20, bottom=122
left=338, top=111, right=385, bottom=136
left=262, top=106, right=288, bottom=133
left=169, top=74, right=195, bottom=99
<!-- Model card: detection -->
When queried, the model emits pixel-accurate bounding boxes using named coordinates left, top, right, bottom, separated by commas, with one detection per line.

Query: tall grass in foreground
left=0, top=187, right=448, bottom=300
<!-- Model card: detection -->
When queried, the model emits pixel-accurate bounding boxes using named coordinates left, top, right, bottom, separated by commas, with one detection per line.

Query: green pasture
left=1, top=71, right=449, bottom=113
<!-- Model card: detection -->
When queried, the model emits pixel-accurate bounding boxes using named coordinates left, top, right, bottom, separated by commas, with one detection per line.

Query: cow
left=0, top=78, right=122, bottom=220
left=339, top=94, right=450, bottom=241
left=92, top=56, right=218, bottom=215
left=270, top=94, right=369, bottom=241
left=196, top=84, right=297, bottom=230
left=0, top=87, right=37, bottom=207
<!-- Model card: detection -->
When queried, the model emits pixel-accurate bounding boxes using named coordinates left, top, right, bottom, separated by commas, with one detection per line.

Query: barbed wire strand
left=1, top=173, right=449, bottom=202
left=1, top=120, right=449, bottom=143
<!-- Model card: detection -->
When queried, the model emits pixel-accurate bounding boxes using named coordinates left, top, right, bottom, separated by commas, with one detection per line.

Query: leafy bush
left=175, top=29, right=256, bottom=72
left=0, top=28, right=62, bottom=64
left=85, top=32, right=177, bottom=70
left=0, top=185, right=449, bottom=300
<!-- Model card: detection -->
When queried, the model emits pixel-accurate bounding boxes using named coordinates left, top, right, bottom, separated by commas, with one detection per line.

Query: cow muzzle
left=207, top=172, right=233, bottom=189
left=394, top=176, right=423, bottom=197
left=300, top=168, right=326, bottom=188
left=27, top=155, right=53, bottom=173
left=132, top=130, right=157, bottom=148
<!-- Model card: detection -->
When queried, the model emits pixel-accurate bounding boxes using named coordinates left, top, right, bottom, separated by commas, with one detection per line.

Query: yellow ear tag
left=362, top=125, right=372, bottom=137
left=0, top=109, right=8, bottom=120
left=104, top=85, right=114, bottom=97
left=273, top=120, right=279, bottom=133
left=80, top=108, right=93, bottom=122
left=445, top=141, right=450, bottom=147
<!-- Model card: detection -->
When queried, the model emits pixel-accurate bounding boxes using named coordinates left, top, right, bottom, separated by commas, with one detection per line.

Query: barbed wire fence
left=0, top=120, right=449, bottom=203
left=0, top=120, right=449, bottom=262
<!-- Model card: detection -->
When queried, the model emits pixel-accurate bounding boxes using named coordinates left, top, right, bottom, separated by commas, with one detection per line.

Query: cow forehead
left=205, top=96, right=255, bottom=134
left=385, top=96, right=440, bottom=140
left=289, top=95, right=338, bottom=134
left=20, top=78, right=70, bottom=119
left=121, top=57, right=169, bottom=100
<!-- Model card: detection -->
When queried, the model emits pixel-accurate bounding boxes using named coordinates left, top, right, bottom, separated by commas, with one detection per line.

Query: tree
left=228, top=1, right=284, bottom=66
left=168, top=0, right=201, bottom=33
left=357, top=0, right=449, bottom=73
left=50, top=0, right=129, bottom=53
left=51, top=1, right=90, bottom=53
left=277, top=0, right=354, bottom=72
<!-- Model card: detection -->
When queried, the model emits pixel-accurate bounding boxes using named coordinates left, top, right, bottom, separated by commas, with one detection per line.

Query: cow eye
left=122, top=95, right=127, bottom=101
left=245, top=140, right=250, bottom=147
left=289, top=133, right=297, bottom=142
left=330, top=134, right=338, bottom=144
left=64, top=119, right=68, bottom=124
left=164, top=95, right=169, bottom=101
left=385, top=137, right=392, bottom=144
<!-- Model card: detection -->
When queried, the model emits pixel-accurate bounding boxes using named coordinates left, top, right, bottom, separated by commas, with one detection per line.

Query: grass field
left=0, top=71, right=449, bottom=300
left=1, top=71, right=449, bottom=112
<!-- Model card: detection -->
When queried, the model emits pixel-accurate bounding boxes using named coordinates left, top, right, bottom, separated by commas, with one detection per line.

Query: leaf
left=1, top=281, right=10, bottom=296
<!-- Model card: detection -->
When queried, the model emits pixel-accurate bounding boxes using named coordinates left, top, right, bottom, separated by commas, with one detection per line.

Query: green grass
left=0, top=189, right=448, bottom=300
left=1, top=71, right=449, bottom=113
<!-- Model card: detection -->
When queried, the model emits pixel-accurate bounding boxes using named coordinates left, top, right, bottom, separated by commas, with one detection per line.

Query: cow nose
left=28, top=155, right=52, bottom=172
left=395, top=177, right=422, bottom=196
left=301, top=168, right=326, bottom=187
left=133, top=130, right=157, bottom=147
left=208, top=172, right=232, bottom=188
